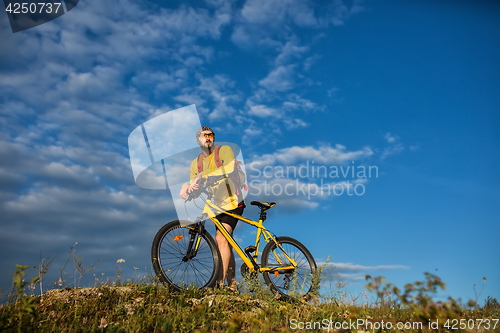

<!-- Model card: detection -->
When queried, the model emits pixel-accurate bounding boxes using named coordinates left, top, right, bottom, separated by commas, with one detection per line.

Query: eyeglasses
left=200, top=133, right=214, bottom=139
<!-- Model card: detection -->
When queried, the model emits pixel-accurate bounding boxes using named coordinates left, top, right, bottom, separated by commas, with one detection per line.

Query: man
left=180, top=126, right=244, bottom=289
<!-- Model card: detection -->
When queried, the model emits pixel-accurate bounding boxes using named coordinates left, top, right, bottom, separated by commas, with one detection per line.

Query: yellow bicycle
left=151, top=178, right=317, bottom=299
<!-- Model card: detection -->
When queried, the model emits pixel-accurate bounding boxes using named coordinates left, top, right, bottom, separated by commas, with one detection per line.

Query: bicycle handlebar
left=185, top=176, right=223, bottom=202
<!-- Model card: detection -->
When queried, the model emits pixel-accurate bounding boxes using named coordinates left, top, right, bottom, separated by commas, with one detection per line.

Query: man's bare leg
left=227, top=247, right=236, bottom=288
left=215, top=223, right=236, bottom=287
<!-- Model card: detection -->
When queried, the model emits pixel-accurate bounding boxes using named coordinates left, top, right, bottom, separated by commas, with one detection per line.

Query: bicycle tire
left=151, top=220, right=222, bottom=291
left=261, top=236, right=317, bottom=300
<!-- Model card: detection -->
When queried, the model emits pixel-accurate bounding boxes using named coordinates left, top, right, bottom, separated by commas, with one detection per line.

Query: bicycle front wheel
left=151, top=220, right=222, bottom=291
left=261, top=236, right=317, bottom=300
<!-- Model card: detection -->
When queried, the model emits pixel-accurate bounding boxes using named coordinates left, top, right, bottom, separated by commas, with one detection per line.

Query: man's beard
left=200, top=140, right=213, bottom=152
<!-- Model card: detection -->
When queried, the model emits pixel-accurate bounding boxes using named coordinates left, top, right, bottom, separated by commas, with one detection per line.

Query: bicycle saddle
left=250, top=201, right=276, bottom=210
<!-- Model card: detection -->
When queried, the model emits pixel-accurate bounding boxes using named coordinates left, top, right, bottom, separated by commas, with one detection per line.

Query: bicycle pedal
left=245, top=246, right=256, bottom=254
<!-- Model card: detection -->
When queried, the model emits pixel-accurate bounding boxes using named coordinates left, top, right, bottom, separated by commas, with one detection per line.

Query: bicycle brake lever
left=186, top=189, right=198, bottom=202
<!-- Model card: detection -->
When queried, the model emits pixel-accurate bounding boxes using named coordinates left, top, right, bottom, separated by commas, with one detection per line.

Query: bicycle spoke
left=262, top=237, right=316, bottom=299
left=153, top=223, right=219, bottom=290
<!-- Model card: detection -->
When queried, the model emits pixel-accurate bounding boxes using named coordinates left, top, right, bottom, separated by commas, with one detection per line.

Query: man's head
left=196, top=126, right=214, bottom=149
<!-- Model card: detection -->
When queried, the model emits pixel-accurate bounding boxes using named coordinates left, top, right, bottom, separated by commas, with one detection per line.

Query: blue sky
left=1, top=0, right=499, bottom=305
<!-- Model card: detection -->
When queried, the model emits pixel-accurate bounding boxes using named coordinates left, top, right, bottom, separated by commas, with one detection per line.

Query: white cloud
left=303, top=54, right=321, bottom=71
left=249, top=143, right=374, bottom=168
left=284, top=118, right=308, bottom=129
left=61, top=67, right=124, bottom=101
left=381, top=145, right=404, bottom=159
left=0, top=132, right=175, bottom=290
left=229, top=26, right=252, bottom=47
left=247, top=103, right=278, bottom=118
left=247, top=178, right=321, bottom=210
left=243, top=143, right=375, bottom=210
left=173, top=74, right=241, bottom=121
left=0, top=0, right=234, bottom=130
left=318, top=261, right=409, bottom=284
left=283, top=94, right=321, bottom=112
left=259, top=65, right=296, bottom=92
left=231, top=0, right=364, bottom=48
left=381, top=133, right=405, bottom=159
left=174, top=94, right=207, bottom=107
left=237, top=91, right=321, bottom=142
left=238, top=36, right=321, bottom=136
left=0, top=1, right=240, bottom=294
left=384, top=132, right=398, bottom=143
left=275, top=40, right=310, bottom=66
left=132, top=69, right=189, bottom=95
left=240, top=0, right=290, bottom=26
left=0, top=0, right=369, bottom=294
left=240, top=0, right=316, bottom=28
left=244, top=126, right=263, bottom=137
left=159, top=5, right=231, bottom=40
left=328, top=262, right=410, bottom=272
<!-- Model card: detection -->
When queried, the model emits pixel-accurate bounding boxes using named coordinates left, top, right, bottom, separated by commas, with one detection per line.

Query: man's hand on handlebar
left=179, top=174, right=222, bottom=201
left=180, top=173, right=205, bottom=201
left=179, top=183, right=190, bottom=200
left=189, top=173, right=203, bottom=192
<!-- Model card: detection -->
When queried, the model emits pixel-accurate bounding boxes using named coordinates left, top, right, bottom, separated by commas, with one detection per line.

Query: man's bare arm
left=179, top=183, right=190, bottom=200
left=179, top=173, right=203, bottom=200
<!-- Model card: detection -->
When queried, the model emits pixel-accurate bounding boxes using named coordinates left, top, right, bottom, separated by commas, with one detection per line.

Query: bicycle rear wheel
left=261, top=236, right=317, bottom=300
left=151, top=220, right=222, bottom=291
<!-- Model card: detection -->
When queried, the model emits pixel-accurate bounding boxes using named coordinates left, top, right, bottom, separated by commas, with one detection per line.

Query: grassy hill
left=1, top=271, right=499, bottom=332
left=1, top=256, right=499, bottom=332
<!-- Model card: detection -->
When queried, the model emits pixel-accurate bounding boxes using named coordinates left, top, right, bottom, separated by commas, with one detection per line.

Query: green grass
left=1, top=280, right=499, bottom=332
left=1, top=250, right=499, bottom=332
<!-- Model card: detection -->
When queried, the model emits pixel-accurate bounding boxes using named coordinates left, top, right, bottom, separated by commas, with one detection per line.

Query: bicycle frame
left=197, top=197, right=298, bottom=274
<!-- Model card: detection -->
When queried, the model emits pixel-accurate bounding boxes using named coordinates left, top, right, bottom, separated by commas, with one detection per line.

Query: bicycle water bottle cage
left=250, top=201, right=276, bottom=211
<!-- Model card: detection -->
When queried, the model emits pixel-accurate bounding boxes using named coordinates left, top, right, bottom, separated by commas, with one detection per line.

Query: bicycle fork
left=182, top=222, right=205, bottom=262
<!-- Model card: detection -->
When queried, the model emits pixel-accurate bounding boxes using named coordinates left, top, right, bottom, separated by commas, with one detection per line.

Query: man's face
left=198, top=130, right=214, bottom=149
